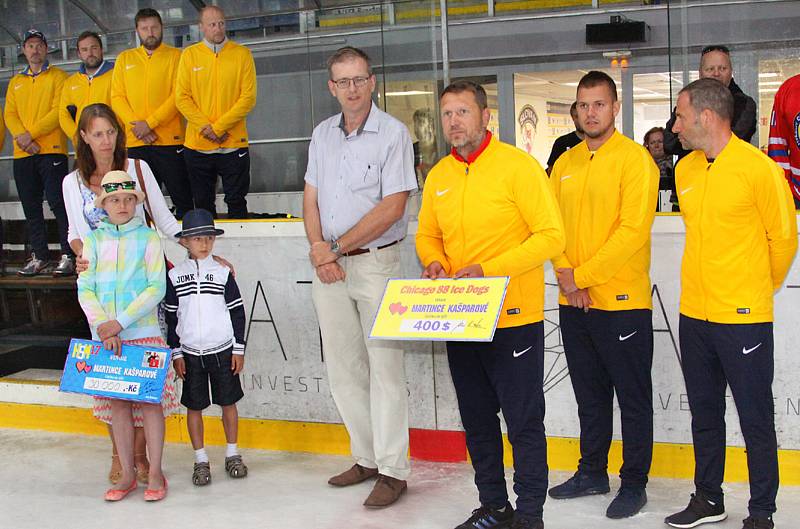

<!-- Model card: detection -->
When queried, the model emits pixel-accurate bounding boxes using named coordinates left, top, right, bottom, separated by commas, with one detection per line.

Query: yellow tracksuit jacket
left=111, top=44, right=184, bottom=147
left=175, top=40, right=256, bottom=151
left=4, top=63, right=68, bottom=158
left=59, top=61, right=114, bottom=142
left=550, top=130, right=659, bottom=311
left=677, top=134, right=797, bottom=323
left=416, top=134, right=565, bottom=328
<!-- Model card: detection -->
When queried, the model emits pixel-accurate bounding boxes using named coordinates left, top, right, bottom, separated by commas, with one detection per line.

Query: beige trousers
left=311, top=244, right=410, bottom=480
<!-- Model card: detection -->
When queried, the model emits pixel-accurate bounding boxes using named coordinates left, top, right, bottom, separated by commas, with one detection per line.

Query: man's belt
left=342, top=239, right=402, bottom=257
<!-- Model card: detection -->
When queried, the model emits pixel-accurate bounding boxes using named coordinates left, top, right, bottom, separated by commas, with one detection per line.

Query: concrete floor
left=2, top=428, right=797, bottom=529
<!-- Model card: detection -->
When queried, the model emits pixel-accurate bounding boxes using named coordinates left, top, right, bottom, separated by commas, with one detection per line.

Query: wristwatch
left=330, top=239, right=342, bottom=255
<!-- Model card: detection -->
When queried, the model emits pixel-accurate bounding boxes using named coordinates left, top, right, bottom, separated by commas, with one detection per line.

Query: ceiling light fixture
left=603, top=50, right=631, bottom=69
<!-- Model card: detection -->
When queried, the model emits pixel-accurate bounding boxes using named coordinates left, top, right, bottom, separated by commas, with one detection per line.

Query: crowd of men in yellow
left=1, top=6, right=255, bottom=276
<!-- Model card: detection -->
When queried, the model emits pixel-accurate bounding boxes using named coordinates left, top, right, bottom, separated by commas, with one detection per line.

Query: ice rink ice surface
left=2, top=429, right=798, bottom=529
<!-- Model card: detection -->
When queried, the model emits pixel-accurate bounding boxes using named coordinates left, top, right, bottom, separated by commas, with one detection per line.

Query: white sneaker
left=18, top=254, right=47, bottom=276
left=53, top=254, right=75, bottom=276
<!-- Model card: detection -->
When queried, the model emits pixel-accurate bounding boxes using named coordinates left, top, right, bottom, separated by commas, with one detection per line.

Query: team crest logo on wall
left=518, top=104, right=539, bottom=155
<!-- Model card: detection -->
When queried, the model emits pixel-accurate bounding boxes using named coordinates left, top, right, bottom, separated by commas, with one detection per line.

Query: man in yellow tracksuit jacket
left=59, top=31, right=114, bottom=144
left=112, top=8, right=193, bottom=218
left=664, top=78, right=797, bottom=529
left=175, top=6, right=257, bottom=219
left=548, top=71, right=658, bottom=520
left=3, top=29, right=73, bottom=276
left=417, top=81, right=565, bottom=529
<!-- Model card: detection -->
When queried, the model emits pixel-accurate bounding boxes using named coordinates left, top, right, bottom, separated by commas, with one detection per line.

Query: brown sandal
left=108, top=455, right=122, bottom=485
left=225, top=455, right=248, bottom=478
left=134, top=453, right=150, bottom=484
left=192, top=462, right=211, bottom=486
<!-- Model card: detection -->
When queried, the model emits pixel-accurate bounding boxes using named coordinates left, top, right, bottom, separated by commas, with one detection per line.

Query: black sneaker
left=455, top=503, right=514, bottom=529
left=665, top=492, right=727, bottom=528
left=511, top=516, right=544, bottom=529
left=548, top=471, right=610, bottom=499
left=742, top=516, right=774, bottom=529
left=606, top=487, right=647, bottom=519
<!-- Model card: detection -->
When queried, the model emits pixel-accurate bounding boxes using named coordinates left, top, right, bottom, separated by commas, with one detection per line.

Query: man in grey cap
left=4, top=29, right=73, bottom=276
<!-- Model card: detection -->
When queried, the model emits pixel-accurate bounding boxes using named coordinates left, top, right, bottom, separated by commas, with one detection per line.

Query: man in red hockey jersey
left=768, top=73, right=800, bottom=206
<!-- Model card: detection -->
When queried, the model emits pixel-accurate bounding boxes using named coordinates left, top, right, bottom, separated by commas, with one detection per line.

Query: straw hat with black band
left=93, top=170, right=145, bottom=208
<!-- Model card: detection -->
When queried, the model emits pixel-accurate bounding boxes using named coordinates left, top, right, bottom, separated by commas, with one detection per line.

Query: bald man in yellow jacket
left=548, top=71, right=658, bottom=520
left=176, top=6, right=256, bottom=219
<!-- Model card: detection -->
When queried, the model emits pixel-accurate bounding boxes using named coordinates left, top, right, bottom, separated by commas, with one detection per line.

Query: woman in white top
left=62, top=103, right=224, bottom=487
left=63, top=104, right=179, bottom=259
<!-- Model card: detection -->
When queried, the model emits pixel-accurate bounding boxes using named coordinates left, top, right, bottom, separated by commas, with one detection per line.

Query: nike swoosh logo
left=680, top=187, right=693, bottom=195
left=436, top=189, right=449, bottom=197
left=619, top=331, right=637, bottom=341
left=560, top=175, right=572, bottom=181
left=238, top=152, right=247, bottom=158
left=14, top=85, right=22, bottom=90
left=742, top=343, right=762, bottom=355
left=176, top=148, right=184, bottom=154
left=193, top=66, right=204, bottom=72
left=513, top=346, right=533, bottom=358
left=126, top=64, right=136, bottom=70
left=71, top=85, right=80, bottom=90
left=53, top=161, right=63, bottom=166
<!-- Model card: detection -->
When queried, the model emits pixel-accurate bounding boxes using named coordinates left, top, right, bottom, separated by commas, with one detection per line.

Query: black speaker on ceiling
left=586, top=20, right=649, bottom=45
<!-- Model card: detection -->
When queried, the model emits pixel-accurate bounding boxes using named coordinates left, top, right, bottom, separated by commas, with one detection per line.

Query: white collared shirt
left=304, top=102, right=417, bottom=247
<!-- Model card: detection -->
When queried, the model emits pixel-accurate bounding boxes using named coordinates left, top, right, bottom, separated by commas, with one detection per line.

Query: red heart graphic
left=83, top=363, right=92, bottom=373
left=76, top=361, right=86, bottom=373
left=389, top=302, right=408, bottom=316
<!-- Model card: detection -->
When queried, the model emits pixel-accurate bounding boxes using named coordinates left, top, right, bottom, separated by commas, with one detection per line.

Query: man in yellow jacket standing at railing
left=548, top=70, right=658, bottom=520
left=176, top=5, right=257, bottom=219
left=112, top=8, right=193, bottom=219
left=665, top=78, right=797, bottom=529
left=4, top=29, right=73, bottom=276
left=59, top=31, right=114, bottom=146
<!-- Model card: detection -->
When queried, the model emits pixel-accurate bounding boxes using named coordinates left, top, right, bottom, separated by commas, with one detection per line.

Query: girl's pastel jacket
left=77, top=215, right=166, bottom=341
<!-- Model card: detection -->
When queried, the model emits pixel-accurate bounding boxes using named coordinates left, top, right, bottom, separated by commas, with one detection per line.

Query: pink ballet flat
left=144, top=476, right=168, bottom=502
left=104, top=480, right=137, bottom=502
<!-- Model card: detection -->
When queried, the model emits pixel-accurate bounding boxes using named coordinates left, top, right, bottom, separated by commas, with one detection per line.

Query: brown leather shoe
left=363, top=474, right=407, bottom=508
left=327, top=464, right=379, bottom=487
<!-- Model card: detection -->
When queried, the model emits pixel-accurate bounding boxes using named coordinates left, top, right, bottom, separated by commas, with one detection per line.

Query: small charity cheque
left=60, top=338, right=170, bottom=403
left=370, top=277, right=509, bottom=342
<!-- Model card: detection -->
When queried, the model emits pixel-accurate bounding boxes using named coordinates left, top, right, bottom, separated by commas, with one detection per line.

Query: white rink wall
left=162, top=215, right=800, bottom=450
